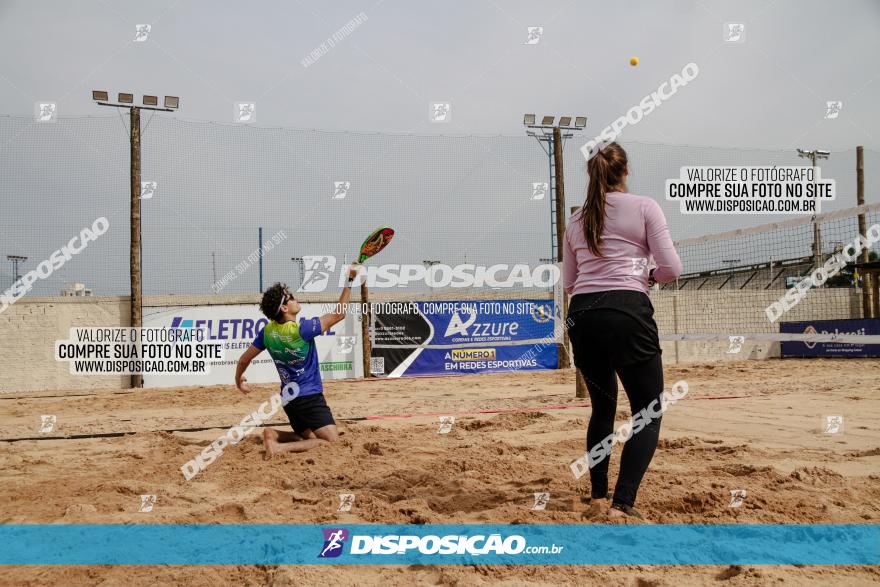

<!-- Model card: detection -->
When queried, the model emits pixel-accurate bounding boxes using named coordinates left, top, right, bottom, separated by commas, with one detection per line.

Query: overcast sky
left=1, top=1, right=879, bottom=296
left=1, top=0, right=878, bottom=147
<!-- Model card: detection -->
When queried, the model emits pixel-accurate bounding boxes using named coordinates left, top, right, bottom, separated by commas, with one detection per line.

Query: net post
left=856, top=146, right=873, bottom=318
left=672, top=293, right=681, bottom=364
left=361, top=282, right=372, bottom=378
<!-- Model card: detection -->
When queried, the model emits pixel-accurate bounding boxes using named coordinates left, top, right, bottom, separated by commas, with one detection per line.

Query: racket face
left=358, top=227, right=395, bottom=263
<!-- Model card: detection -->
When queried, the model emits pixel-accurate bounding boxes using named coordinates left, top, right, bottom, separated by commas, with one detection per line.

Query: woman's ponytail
left=581, top=142, right=628, bottom=256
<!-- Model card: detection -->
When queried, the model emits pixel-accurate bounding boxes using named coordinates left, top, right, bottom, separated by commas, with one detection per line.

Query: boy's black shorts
left=282, top=392, right=336, bottom=435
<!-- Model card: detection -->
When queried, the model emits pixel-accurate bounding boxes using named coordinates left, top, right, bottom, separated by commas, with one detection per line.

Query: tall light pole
left=212, top=252, right=217, bottom=290
left=92, top=91, right=179, bottom=388
left=258, top=227, right=264, bottom=293
left=291, top=257, right=305, bottom=291
left=797, top=148, right=830, bottom=276
left=524, top=115, right=586, bottom=261
left=523, top=115, right=586, bottom=371
left=7, top=255, right=27, bottom=288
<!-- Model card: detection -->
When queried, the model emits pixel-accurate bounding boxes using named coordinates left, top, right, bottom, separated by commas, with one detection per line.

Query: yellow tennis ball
left=630, top=56, right=639, bottom=66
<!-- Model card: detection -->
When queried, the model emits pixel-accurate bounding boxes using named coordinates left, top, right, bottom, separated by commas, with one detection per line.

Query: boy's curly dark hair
left=259, top=282, right=290, bottom=320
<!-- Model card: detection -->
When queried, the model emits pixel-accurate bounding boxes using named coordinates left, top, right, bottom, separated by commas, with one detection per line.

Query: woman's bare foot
left=263, top=428, right=280, bottom=460
left=608, top=503, right=644, bottom=519
left=584, top=497, right=610, bottom=517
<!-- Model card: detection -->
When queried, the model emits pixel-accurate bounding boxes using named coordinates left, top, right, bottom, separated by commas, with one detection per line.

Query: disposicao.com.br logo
left=317, top=527, right=563, bottom=558
left=298, top=255, right=559, bottom=292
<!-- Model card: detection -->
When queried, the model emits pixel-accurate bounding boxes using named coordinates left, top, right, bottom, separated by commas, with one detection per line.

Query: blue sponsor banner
left=372, top=300, right=558, bottom=377
left=418, top=300, right=555, bottom=346
left=405, top=345, right=557, bottom=375
left=1, top=524, right=877, bottom=565
left=780, top=318, right=880, bottom=358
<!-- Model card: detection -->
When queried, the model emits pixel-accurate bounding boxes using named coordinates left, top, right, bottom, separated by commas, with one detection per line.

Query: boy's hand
left=236, top=376, right=251, bottom=394
left=347, top=264, right=360, bottom=282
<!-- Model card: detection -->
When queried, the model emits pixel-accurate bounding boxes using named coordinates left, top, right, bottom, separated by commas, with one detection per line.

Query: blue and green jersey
left=252, top=317, right=323, bottom=396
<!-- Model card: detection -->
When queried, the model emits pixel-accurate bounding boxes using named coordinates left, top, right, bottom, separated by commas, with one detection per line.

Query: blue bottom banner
left=1, top=524, right=877, bottom=565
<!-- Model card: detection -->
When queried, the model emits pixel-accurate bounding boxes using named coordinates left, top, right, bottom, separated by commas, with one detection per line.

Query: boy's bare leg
left=262, top=428, right=302, bottom=459
left=288, top=426, right=337, bottom=441
left=275, top=430, right=303, bottom=442
left=265, top=437, right=327, bottom=456
left=263, top=425, right=338, bottom=457
left=262, top=428, right=301, bottom=443
left=314, top=425, right=338, bottom=441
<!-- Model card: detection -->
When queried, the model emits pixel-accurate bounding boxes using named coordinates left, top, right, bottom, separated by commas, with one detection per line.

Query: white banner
left=143, top=304, right=363, bottom=388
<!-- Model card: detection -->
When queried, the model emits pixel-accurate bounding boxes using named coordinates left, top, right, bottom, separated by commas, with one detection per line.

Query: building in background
left=61, top=283, right=93, bottom=297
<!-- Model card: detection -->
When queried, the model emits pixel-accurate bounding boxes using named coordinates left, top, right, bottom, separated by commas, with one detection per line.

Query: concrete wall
left=0, top=292, right=362, bottom=394
left=651, top=289, right=865, bottom=363
left=0, top=289, right=869, bottom=393
left=651, top=289, right=863, bottom=334
left=0, top=296, right=130, bottom=393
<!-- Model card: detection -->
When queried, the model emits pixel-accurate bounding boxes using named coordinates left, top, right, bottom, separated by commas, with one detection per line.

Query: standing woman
left=563, top=142, right=682, bottom=517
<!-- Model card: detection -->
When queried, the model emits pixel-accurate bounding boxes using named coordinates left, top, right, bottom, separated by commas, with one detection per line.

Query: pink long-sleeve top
left=563, top=192, right=682, bottom=295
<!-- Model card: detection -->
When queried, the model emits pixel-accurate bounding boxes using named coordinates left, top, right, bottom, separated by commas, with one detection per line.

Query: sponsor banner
left=1, top=524, right=876, bottom=565
left=399, top=346, right=555, bottom=377
left=780, top=318, right=880, bottom=358
left=370, top=300, right=557, bottom=377
left=143, top=304, right=363, bottom=387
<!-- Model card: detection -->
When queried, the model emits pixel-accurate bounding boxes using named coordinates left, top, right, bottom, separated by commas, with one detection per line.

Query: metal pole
left=361, top=282, right=372, bottom=378
left=552, top=127, right=571, bottom=370
left=548, top=135, right=555, bottom=259
left=856, top=146, right=872, bottom=318
left=129, top=106, right=143, bottom=389
left=811, top=152, right=822, bottom=273
left=7, top=255, right=26, bottom=287
left=672, top=294, right=680, bottom=364
left=258, top=227, right=264, bottom=293
left=292, top=257, right=304, bottom=291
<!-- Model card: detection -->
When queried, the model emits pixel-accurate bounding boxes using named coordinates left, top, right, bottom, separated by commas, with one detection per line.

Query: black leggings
left=569, top=298, right=665, bottom=508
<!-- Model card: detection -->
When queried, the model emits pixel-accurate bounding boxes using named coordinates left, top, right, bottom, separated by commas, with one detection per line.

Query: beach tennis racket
left=357, top=226, right=394, bottom=263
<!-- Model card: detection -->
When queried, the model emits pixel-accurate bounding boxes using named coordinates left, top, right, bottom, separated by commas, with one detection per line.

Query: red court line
left=354, top=394, right=751, bottom=421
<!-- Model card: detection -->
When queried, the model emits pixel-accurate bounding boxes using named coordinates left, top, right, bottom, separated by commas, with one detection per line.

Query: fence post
left=258, top=227, right=264, bottom=294
left=673, top=294, right=681, bottom=364
left=129, top=106, right=142, bottom=389
left=856, top=146, right=873, bottom=318
left=361, top=282, right=372, bottom=378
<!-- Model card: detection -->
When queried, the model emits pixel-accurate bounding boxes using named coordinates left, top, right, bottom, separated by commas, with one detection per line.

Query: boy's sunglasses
left=276, top=292, right=294, bottom=316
